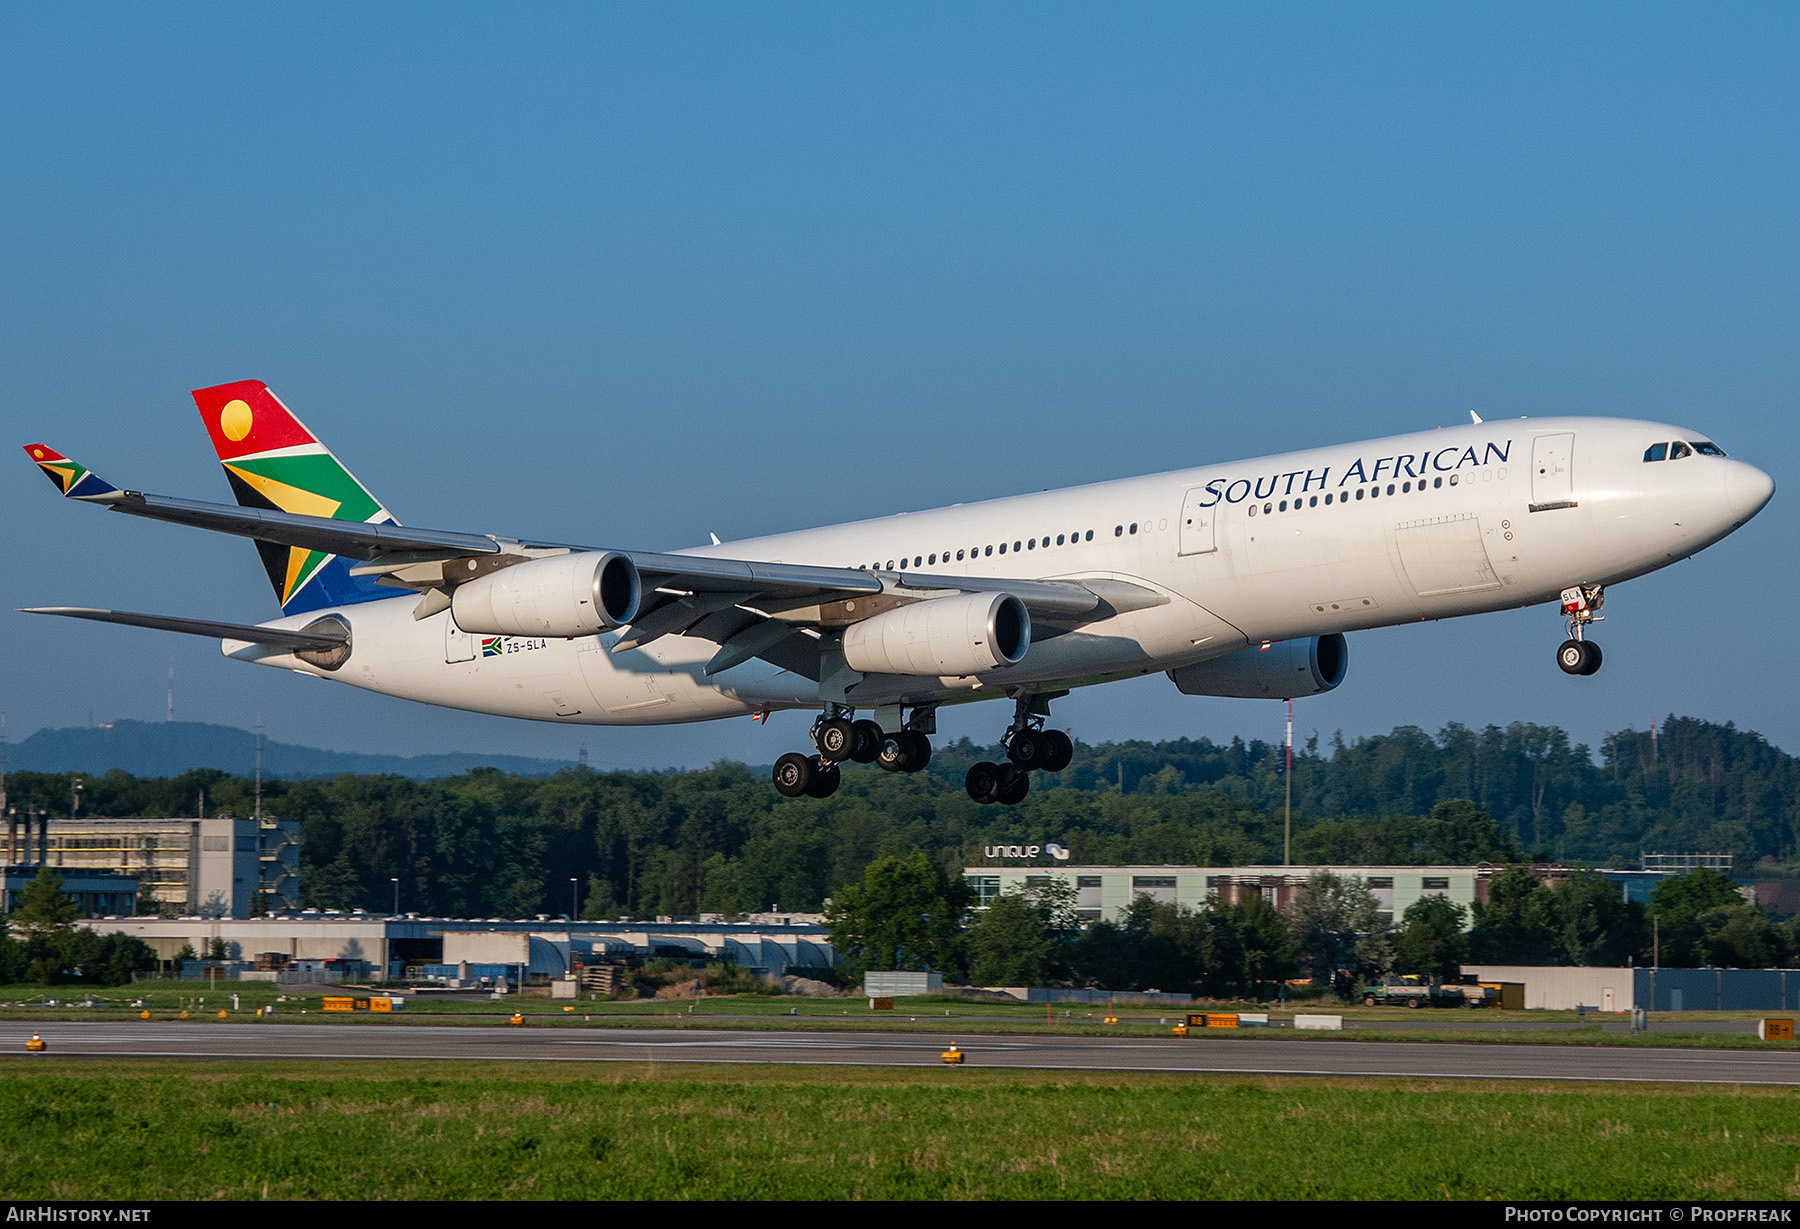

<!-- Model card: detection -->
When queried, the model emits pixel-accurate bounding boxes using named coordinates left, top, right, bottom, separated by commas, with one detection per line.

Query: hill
left=4, top=719, right=572, bottom=781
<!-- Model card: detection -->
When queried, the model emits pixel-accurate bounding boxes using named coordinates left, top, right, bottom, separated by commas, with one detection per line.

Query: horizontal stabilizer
left=20, top=607, right=349, bottom=650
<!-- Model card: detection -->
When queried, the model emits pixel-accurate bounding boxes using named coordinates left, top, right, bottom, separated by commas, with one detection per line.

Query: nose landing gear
left=1557, top=585, right=1605, bottom=676
left=966, top=692, right=1076, bottom=805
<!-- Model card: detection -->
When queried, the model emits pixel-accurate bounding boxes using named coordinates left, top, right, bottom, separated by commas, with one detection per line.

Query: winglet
left=22, top=444, right=123, bottom=501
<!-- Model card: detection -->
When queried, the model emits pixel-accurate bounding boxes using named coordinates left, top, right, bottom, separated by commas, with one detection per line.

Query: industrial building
left=1466, top=964, right=1800, bottom=1012
left=3, top=811, right=299, bottom=917
left=1, top=865, right=140, bottom=917
left=965, top=859, right=1757, bottom=927
left=965, top=864, right=1491, bottom=926
left=77, top=912, right=835, bottom=984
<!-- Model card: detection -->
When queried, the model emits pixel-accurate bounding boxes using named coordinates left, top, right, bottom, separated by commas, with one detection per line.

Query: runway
left=7, top=1021, right=1800, bottom=1084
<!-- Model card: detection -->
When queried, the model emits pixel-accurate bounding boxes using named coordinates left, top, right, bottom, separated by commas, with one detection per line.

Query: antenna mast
left=1283, top=698, right=1293, bottom=867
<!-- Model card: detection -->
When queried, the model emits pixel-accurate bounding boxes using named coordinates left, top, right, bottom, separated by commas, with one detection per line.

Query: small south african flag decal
left=481, top=638, right=504, bottom=657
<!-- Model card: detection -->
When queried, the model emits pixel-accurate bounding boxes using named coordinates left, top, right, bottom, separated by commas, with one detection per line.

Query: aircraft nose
left=1726, top=460, right=1775, bottom=522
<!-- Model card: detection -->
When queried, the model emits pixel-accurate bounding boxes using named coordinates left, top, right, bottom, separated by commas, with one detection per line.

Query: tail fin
left=191, top=380, right=399, bottom=615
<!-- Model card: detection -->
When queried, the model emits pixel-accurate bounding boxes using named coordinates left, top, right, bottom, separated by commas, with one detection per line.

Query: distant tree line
left=4, top=715, right=1796, bottom=927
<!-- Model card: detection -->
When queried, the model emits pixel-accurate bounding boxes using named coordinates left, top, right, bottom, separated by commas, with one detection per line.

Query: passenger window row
left=859, top=469, right=1489, bottom=568
left=856, top=460, right=1531, bottom=566
left=863, top=529, right=1099, bottom=572
left=1246, top=474, right=1461, bottom=517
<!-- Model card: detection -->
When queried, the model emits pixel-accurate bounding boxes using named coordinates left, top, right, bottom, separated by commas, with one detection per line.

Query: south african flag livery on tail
left=191, top=380, right=399, bottom=616
left=23, top=445, right=122, bottom=501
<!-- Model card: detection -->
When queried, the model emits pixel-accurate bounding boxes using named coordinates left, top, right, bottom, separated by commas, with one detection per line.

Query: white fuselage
left=228, top=417, right=1773, bottom=725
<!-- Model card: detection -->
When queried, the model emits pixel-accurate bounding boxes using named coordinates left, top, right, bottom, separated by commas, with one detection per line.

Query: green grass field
left=2, top=1060, right=1797, bottom=1199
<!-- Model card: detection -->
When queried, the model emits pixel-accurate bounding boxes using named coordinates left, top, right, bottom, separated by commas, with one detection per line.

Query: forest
left=4, top=715, right=1795, bottom=923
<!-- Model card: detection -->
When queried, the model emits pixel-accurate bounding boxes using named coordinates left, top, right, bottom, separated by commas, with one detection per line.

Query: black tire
left=1364, top=995, right=1377, bottom=1007
left=815, top=718, right=855, bottom=762
left=1043, top=729, right=1073, bottom=773
left=901, top=731, right=932, bottom=773
left=804, top=759, right=841, bottom=799
left=965, top=761, right=1003, bottom=804
left=1557, top=639, right=1587, bottom=675
left=877, top=734, right=909, bottom=773
left=850, top=719, right=884, bottom=763
left=772, top=753, right=813, bottom=798
left=996, top=765, right=1030, bottom=806
left=1407, top=997, right=1424, bottom=1009
left=1578, top=641, right=1603, bottom=676
left=1008, top=729, right=1048, bottom=770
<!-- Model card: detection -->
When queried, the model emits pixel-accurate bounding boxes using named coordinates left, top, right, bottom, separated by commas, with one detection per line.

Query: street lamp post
left=391, top=878, right=399, bottom=915
left=567, top=878, right=580, bottom=981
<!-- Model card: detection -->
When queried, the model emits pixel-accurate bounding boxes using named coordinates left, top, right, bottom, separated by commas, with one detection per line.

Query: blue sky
left=3, top=4, right=1796, bottom=769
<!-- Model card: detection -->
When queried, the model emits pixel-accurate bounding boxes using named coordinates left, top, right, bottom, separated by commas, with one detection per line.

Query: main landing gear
left=1556, top=584, right=1605, bottom=676
left=771, top=707, right=932, bottom=800
left=965, top=693, right=1075, bottom=807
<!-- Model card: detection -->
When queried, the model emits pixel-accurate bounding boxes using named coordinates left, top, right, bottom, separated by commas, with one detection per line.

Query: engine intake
left=1168, top=634, right=1348, bottom=699
left=842, top=591, right=1029, bottom=677
left=450, top=551, right=641, bottom=638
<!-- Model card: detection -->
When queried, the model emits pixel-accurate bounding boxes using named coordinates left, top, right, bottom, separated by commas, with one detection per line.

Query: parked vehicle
left=1362, top=976, right=1496, bottom=1008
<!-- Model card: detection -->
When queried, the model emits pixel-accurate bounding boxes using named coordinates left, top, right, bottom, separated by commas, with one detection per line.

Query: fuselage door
left=1178, top=486, right=1219, bottom=556
left=1531, top=433, right=1575, bottom=507
left=445, top=614, right=477, bottom=663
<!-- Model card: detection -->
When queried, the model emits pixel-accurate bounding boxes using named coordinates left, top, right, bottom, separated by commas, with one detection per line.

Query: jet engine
left=842, top=591, right=1030, bottom=677
left=450, top=551, right=641, bottom=638
left=1167, top=634, right=1347, bottom=699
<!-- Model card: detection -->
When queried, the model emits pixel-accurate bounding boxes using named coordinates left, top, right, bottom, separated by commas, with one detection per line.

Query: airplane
left=23, top=380, right=1774, bottom=806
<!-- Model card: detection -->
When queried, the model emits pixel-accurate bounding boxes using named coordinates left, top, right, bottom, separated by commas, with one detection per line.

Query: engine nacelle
left=842, top=591, right=1030, bottom=677
left=450, top=551, right=641, bottom=638
left=1168, top=634, right=1348, bottom=699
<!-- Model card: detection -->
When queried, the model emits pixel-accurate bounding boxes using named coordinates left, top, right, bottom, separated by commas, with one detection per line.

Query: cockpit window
left=1693, top=441, right=1727, bottom=457
left=1670, top=441, right=1693, bottom=460
left=1643, top=443, right=1667, bottom=462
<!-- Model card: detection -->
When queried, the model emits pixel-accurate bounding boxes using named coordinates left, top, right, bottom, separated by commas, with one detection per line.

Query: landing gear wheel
left=1558, top=639, right=1600, bottom=676
left=804, top=759, right=841, bottom=799
left=1008, top=729, right=1049, bottom=770
left=901, top=731, right=931, bottom=773
left=878, top=734, right=909, bottom=773
left=772, top=753, right=813, bottom=798
left=966, top=761, right=1003, bottom=804
left=850, top=719, right=884, bottom=763
left=1042, top=729, right=1073, bottom=773
left=996, top=764, right=1030, bottom=806
left=815, top=718, right=855, bottom=762
left=879, top=730, right=932, bottom=773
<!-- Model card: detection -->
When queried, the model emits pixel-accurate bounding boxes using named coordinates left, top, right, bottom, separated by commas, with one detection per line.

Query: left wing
left=25, top=445, right=1161, bottom=679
